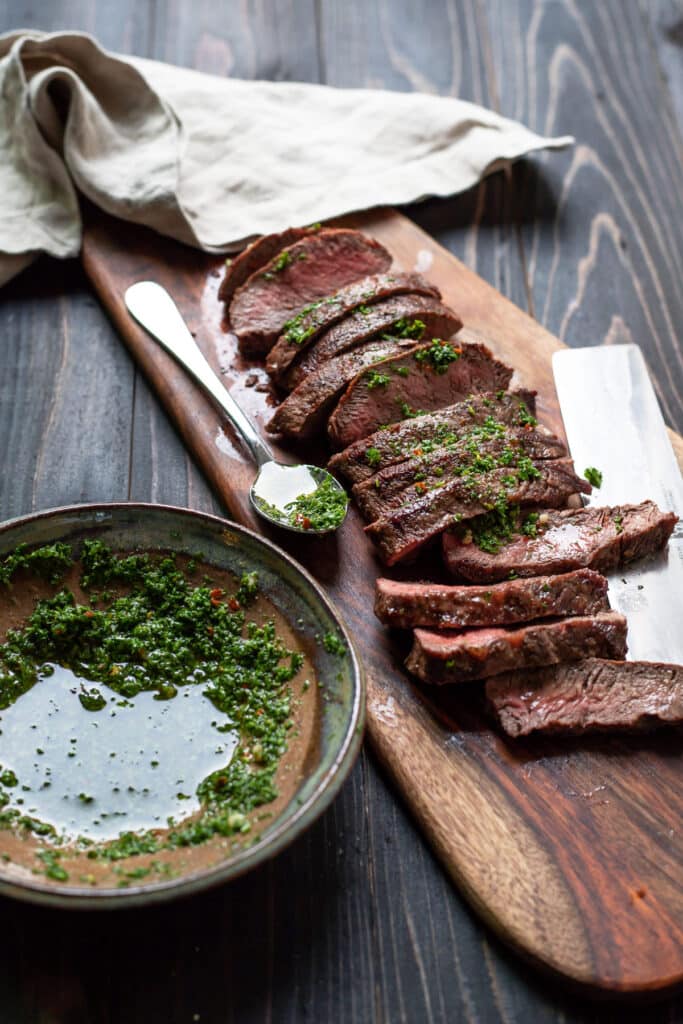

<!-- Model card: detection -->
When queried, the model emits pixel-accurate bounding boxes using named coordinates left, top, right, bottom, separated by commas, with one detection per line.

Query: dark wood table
left=2, top=3, right=682, bottom=1021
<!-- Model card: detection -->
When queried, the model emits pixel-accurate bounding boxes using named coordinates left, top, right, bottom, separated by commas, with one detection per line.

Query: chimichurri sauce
left=254, top=473, right=348, bottom=532
left=0, top=541, right=315, bottom=886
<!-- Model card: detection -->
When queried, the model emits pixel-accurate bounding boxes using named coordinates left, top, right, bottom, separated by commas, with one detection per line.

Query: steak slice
left=327, top=341, right=513, bottom=449
left=487, top=659, right=683, bottom=737
left=266, top=339, right=417, bottom=440
left=375, top=569, right=609, bottom=629
left=218, top=226, right=313, bottom=305
left=365, top=459, right=591, bottom=565
left=406, top=611, right=628, bottom=685
left=284, top=296, right=462, bottom=389
left=353, top=426, right=567, bottom=521
left=229, top=229, right=392, bottom=356
left=266, top=272, right=440, bottom=383
left=443, top=500, right=678, bottom=582
left=328, top=389, right=538, bottom=483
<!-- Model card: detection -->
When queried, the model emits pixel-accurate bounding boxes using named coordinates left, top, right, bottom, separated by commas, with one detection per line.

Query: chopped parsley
left=0, top=542, right=72, bottom=586
left=365, top=447, right=382, bottom=468
left=468, top=501, right=518, bottom=554
left=584, top=467, right=603, bottom=488
left=522, top=512, right=540, bottom=538
left=517, top=402, right=537, bottom=428
left=400, top=402, right=423, bottom=420
left=262, top=250, right=291, bottom=279
left=283, top=477, right=348, bottom=531
left=322, top=633, right=346, bottom=657
left=414, top=339, right=461, bottom=374
left=282, top=300, right=325, bottom=345
left=365, top=370, right=391, bottom=390
left=382, top=317, right=426, bottom=341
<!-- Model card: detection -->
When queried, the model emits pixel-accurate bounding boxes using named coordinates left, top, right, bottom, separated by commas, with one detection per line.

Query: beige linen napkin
left=0, top=29, right=572, bottom=288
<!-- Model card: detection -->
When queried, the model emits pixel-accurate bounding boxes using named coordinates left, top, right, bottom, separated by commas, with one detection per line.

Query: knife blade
left=552, top=344, right=683, bottom=662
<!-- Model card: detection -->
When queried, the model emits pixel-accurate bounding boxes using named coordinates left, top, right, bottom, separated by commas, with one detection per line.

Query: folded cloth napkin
left=0, top=29, right=572, bottom=288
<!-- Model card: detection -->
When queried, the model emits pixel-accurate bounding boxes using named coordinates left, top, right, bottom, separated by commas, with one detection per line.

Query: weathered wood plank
left=0, top=260, right=134, bottom=519
left=484, top=0, right=683, bottom=436
left=641, top=0, right=683, bottom=139
left=321, top=0, right=530, bottom=315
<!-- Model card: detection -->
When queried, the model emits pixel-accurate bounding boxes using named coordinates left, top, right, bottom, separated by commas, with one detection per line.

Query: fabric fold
left=0, top=29, right=573, bottom=288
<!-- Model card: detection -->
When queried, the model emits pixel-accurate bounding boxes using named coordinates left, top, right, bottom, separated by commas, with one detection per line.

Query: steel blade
left=553, top=344, right=683, bottom=662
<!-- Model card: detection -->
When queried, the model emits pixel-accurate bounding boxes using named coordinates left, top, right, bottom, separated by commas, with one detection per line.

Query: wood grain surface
left=2, top=0, right=683, bottom=1021
left=80, top=203, right=683, bottom=995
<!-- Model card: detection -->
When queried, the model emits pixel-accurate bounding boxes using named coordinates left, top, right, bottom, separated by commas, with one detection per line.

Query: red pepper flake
left=210, top=587, right=224, bottom=607
left=256, top=709, right=264, bottom=716
left=83, top=610, right=95, bottom=619
left=228, top=598, right=240, bottom=612
left=415, top=481, right=427, bottom=493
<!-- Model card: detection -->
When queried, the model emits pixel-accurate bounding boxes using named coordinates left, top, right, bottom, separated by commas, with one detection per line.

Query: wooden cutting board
left=81, top=208, right=683, bottom=996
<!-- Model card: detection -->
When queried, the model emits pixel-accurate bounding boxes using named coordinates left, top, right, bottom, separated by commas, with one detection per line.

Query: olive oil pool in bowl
left=0, top=503, right=364, bottom=907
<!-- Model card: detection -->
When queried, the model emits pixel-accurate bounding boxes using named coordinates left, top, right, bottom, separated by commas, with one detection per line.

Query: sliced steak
left=284, top=296, right=462, bottom=389
left=375, top=569, right=609, bottom=629
left=443, top=500, right=678, bottom=582
left=327, top=341, right=513, bottom=449
left=266, top=339, right=417, bottom=440
left=406, top=611, right=628, bottom=685
left=229, top=229, right=392, bottom=356
left=328, top=389, right=538, bottom=484
left=218, top=226, right=314, bottom=305
left=365, top=459, right=590, bottom=565
left=353, top=426, right=567, bottom=521
left=266, top=272, right=440, bottom=383
left=487, top=659, right=683, bottom=737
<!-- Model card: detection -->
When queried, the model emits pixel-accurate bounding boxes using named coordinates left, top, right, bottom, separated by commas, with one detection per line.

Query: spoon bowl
left=250, top=462, right=348, bottom=534
left=124, top=281, right=349, bottom=536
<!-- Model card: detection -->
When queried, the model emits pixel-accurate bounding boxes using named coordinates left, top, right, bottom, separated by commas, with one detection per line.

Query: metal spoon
left=124, top=281, right=348, bottom=535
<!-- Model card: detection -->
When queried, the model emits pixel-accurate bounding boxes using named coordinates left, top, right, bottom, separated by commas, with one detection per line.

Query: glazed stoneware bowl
left=0, top=503, right=365, bottom=908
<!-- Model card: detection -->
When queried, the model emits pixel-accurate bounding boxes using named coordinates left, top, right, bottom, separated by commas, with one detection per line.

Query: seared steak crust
left=353, top=427, right=567, bottom=521
left=266, top=273, right=440, bottom=383
left=365, top=459, right=591, bottom=565
left=266, top=339, right=417, bottom=440
left=487, top=659, right=683, bottom=736
left=285, top=296, right=462, bottom=389
left=374, top=569, right=609, bottom=629
left=406, top=611, right=628, bottom=685
left=218, top=226, right=313, bottom=305
left=443, top=501, right=678, bottom=582
left=327, top=341, right=513, bottom=449
left=328, top=390, right=539, bottom=484
left=229, top=229, right=392, bottom=355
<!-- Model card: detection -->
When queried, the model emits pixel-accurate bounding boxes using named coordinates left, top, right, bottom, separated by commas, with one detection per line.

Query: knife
left=552, top=343, right=683, bottom=662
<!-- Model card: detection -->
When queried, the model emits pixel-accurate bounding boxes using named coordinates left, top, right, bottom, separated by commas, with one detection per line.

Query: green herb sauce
left=381, top=317, right=426, bottom=342
left=365, top=370, right=391, bottom=390
left=254, top=475, right=348, bottom=532
left=262, top=251, right=292, bottom=279
left=414, top=339, right=461, bottom=374
left=365, top=447, right=382, bottom=468
left=0, top=542, right=310, bottom=878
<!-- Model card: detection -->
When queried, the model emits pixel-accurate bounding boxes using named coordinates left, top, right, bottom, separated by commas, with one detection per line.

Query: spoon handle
left=124, top=281, right=273, bottom=468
